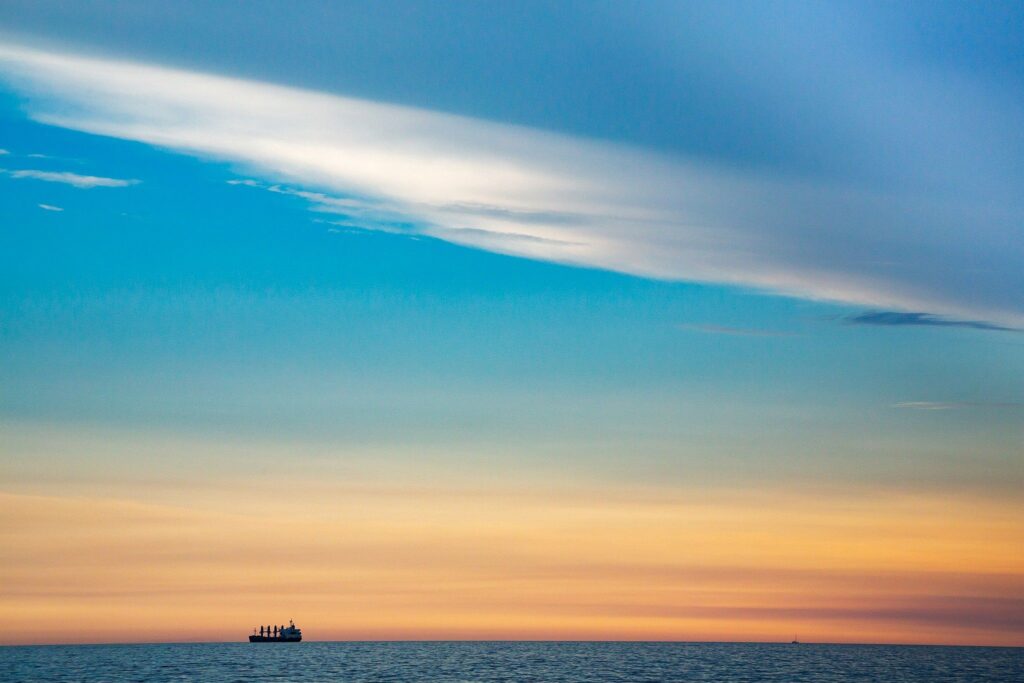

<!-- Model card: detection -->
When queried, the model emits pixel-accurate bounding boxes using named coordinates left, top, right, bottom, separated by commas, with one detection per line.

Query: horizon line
left=4, top=638, right=1022, bottom=649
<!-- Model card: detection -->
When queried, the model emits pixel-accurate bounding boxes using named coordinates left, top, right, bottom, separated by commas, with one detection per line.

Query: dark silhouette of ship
left=249, top=619, right=302, bottom=642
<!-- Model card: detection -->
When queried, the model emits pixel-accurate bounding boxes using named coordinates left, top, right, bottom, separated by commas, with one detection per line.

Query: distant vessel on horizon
left=791, top=635, right=800, bottom=644
left=249, top=619, right=302, bottom=642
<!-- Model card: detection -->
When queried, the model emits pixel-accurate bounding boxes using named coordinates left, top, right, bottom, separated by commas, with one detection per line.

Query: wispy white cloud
left=4, top=168, right=138, bottom=188
left=0, top=148, right=8, bottom=155
left=37, top=203, right=63, bottom=212
left=893, top=401, right=1022, bottom=411
left=1, top=42, right=1021, bottom=326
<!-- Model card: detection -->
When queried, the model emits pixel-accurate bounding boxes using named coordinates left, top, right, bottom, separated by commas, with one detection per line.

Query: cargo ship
left=249, top=619, right=302, bottom=642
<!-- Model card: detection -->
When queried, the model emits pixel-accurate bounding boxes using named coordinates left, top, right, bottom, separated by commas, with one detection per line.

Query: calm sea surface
left=1, top=641, right=1021, bottom=682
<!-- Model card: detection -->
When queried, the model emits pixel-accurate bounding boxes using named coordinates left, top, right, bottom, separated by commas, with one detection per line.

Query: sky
left=0, top=1, right=1022, bottom=646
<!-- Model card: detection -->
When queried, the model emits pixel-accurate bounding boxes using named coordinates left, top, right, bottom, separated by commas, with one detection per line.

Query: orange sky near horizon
left=3, top=452, right=1022, bottom=647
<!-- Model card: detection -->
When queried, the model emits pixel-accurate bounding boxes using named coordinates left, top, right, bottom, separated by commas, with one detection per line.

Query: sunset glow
left=1, top=2, right=1022, bottom=650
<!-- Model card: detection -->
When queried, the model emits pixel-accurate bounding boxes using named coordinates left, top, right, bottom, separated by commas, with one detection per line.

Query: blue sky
left=1, top=85, right=1019, bottom=495
left=0, top=1, right=1022, bottom=645
left=0, top=0, right=1020, bottom=490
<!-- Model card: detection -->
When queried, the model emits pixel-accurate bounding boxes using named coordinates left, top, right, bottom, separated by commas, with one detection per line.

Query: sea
left=1, top=641, right=1021, bottom=682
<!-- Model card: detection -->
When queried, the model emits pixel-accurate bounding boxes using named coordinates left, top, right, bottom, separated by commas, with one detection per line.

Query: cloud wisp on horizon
left=892, top=401, right=1022, bottom=411
left=0, top=42, right=1021, bottom=327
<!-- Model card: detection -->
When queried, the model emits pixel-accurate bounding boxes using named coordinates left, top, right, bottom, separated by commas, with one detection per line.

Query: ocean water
left=1, top=641, right=1021, bottom=682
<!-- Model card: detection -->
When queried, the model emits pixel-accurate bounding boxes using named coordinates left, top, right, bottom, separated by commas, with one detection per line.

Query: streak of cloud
left=676, top=324, right=795, bottom=337
left=848, top=311, right=1017, bottom=332
left=4, top=168, right=138, bottom=188
left=893, top=401, right=1022, bottom=411
left=37, top=203, right=63, bottom=211
left=1, top=42, right=1021, bottom=326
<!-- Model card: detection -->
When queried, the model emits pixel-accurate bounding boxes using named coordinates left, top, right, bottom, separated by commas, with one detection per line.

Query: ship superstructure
left=249, top=619, right=302, bottom=642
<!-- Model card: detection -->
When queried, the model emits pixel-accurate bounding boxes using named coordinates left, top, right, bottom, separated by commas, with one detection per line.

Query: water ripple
left=1, top=642, right=1021, bottom=682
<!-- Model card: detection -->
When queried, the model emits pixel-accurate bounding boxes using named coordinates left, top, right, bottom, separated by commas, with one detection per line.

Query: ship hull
left=249, top=635, right=301, bottom=642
